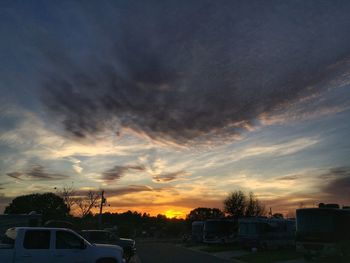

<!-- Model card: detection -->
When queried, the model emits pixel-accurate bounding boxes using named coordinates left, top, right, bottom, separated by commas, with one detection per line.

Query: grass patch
left=236, top=248, right=303, bottom=263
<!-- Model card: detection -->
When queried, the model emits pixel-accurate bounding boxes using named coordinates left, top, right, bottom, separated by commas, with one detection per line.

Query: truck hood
left=94, top=243, right=123, bottom=253
left=118, top=238, right=135, bottom=247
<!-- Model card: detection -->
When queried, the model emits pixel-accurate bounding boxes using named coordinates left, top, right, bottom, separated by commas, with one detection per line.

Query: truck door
left=15, top=229, right=54, bottom=263
left=54, top=230, right=90, bottom=263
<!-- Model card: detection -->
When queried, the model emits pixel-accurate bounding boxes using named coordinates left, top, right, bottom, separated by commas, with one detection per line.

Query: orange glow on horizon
left=164, top=209, right=185, bottom=219
left=88, top=206, right=190, bottom=219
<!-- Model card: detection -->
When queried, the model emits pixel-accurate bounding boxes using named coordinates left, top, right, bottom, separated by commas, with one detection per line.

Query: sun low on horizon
left=164, top=210, right=186, bottom=219
left=1, top=1, right=350, bottom=218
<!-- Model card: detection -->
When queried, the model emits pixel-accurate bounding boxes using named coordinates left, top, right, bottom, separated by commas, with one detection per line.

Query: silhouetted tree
left=186, top=207, right=224, bottom=221
left=4, top=193, right=69, bottom=221
left=224, top=190, right=246, bottom=218
left=224, top=190, right=265, bottom=218
left=245, top=192, right=266, bottom=217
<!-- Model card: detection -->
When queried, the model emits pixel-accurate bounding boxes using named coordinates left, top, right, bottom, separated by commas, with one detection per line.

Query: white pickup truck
left=0, top=227, right=124, bottom=263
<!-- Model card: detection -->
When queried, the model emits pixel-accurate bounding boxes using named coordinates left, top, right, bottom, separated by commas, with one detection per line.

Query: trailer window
left=23, top=230, right=50, bottom=249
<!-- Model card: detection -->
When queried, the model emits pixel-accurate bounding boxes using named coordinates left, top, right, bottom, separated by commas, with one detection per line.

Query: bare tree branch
left=73, top=190, right=100, bottom=217
left=56, top=183, right=76, bottom=213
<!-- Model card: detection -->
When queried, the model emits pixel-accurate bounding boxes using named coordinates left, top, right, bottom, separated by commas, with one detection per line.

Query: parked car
left=81, top=230, right=135, bottom=262
left=0, top=227, right=124, bottom=263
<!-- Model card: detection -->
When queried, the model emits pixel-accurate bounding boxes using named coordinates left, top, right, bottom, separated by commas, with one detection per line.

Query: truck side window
left=56, top=231, right=85, bottom=249
left=23, top=230, right=50, bottom=249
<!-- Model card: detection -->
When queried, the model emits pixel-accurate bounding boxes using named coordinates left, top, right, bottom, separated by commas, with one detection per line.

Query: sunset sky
left=1, top=1, right=350, bottom=218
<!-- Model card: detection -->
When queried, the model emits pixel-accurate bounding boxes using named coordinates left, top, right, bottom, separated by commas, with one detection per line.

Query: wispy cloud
left=241, top=138, right=319, bottom=158
left=275, top=175, right=299, bottom=181
left=67, top=157, right=83, bottom=174
left=152, top=170, right=190, bottom=183
left=101, top=165, right=145, bottom=181
left=183, top=137, right=320, bottom=173
left=0, top=106, right=155, bottom=160
left=7, top=164, right=68, bottom=181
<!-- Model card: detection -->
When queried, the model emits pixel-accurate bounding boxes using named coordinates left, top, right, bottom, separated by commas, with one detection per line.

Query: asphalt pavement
left=136, top=242, right=233, bottom=263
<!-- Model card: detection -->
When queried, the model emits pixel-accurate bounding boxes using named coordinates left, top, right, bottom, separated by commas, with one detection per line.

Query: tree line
left=3, top=189, right=268, bottom=237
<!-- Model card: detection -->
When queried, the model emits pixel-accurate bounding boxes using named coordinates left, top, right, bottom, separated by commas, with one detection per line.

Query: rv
left=296, top=204, right=350, bottom=260
left=191, top=221, right=204, bottom=243
left=238, top=217, right=295, bottom=249
left=203, top=219, right=236, bottom=244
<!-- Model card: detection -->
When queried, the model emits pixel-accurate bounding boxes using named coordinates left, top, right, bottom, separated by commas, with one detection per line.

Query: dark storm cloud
left=322, top=167, right=350, bottom=200
left=323, top=176, right=350, bottom=198
left=41, top=1, right=350, bottom=144
left=6, top=164, right=68, bottom=181
left=101, top=165, right=145, bottom=181
left=153, top=171, right=189, bottom=183
left=321, top=167, right=350, bottom=178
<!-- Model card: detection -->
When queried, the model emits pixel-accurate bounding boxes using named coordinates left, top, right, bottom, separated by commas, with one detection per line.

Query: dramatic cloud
left=6, top=164, right=68, bottom=181
left=101, top=165, right=145, bottom=181
left=153, top=171, right=190, bottom=183
left=322, top=167, right=350, bottom=201
left=321, top=167, right=350, bottom=178
left=41, top=1, right=350, bottom=144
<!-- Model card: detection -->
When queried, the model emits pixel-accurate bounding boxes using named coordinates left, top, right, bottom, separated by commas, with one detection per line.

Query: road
left=136, top=242, right=232, bottom=263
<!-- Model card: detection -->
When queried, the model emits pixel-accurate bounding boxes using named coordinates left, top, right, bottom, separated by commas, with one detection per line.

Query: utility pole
left=98, top=190, right=106, bottom=229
